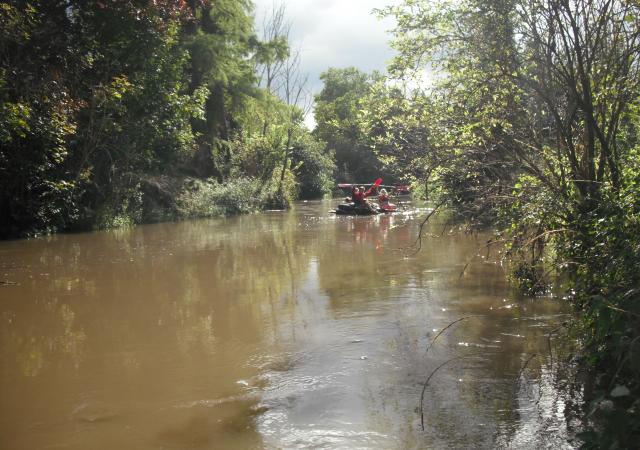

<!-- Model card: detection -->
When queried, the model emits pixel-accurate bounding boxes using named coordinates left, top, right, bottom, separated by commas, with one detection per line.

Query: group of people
left=348, top=185, right=391, bottom=212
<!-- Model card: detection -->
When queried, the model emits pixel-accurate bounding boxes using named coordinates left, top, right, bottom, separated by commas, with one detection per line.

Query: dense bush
left=562, top=191, right=640, bottom=448
left=374, top=0, right=640, bottom=445
left=291, top=134, right=335, bottom=199
left=0, top=1, right=333, bottom=238
left=176, top=177, right=268, bottom=217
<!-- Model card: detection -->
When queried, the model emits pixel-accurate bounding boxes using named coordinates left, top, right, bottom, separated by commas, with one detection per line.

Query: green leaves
left=373, top=3, right=640, bottom=443
left=0, top=101, right=31, bottom=141
left=314, top=68, right=383, bottom=183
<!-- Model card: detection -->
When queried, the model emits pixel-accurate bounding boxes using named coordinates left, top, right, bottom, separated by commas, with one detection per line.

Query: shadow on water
left=0, top=199, right=579, bottom=449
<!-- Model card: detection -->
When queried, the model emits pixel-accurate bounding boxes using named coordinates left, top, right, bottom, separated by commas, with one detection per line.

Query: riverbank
left=561, top=206, right=640, bottom=449
left=94, top=175, right=292, bottom=230
left=1, top=174, right=298, bottom=239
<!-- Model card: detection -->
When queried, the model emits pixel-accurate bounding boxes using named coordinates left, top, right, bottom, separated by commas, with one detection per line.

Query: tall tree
left=379, top=1, right=640, bottom=442
left=383, top=0, right=640, bottom=208
left=0, top=1, right=202, bottom=235
left=184, top=0, right=257, bottom=179
left=314, top=67, right=384, bottom=183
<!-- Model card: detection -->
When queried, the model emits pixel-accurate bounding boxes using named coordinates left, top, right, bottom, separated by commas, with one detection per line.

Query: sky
left=251, top=0, right=402, bottom=128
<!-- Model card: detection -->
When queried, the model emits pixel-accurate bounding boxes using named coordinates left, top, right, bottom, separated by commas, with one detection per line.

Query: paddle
left=361, top=178, right=383, bottom=207
left=338, top=179, right=382, bottom=190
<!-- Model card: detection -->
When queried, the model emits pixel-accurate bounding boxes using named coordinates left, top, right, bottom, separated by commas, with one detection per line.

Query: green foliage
left=0, top=1, right=204, bottom=236
left=314, top=67, right=385, bottom=182
left=176, top=177, right=267, bottom=217
left=182, top=0, right=260, bottom=179
left=564, top=190, right=640, bottom=448
left=0, top=0, right=331, bottom=237
left=0, top=2, right=79, bottom=236
left=377, top=0, right=640, bottom=445
left=229, top=128, right=289, bottom=182
left=359, top=81, right=431, bottom=186
left=229, top=80, right=332, bottom=201
left=290, top=132, right=335, bottom=199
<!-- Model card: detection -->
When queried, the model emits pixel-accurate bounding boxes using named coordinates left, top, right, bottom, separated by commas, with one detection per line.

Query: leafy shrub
left=176, top=177, right=266, bottom=218
left=291, top=134, right=335, bottom=199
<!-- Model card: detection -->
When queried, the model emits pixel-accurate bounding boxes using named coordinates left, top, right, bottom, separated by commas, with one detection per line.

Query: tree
left=314, top=67, right=385, bottom=183
left=380, top=0, right=640, bottom=444
left=0, top=0, right=332, bottom=238
left=382, top=0, right=640, bottom=215
left=0, top=1, right=202, bottom=234
left=183, top=0, right=258, bottom=179
left=359, top=81, right=437, bottom=196
left=0, top=2, right=78, bottom=235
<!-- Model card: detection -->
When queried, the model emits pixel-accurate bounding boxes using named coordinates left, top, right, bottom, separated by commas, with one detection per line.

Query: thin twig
left=517, top=353, right=539, bottom=381
left=405, top=200, right=445, bottom=256
left=459, top=238, right=508, bottom=278
left=440, top=222, right=448, bottom=237
left=515, top=353, right=543, bottom=401
left=602, top=302, right=640, bottom=318
left=546, top=322, right=568, bottom=369
left=521, top=228, right=570, bottom=249
left=419, top=315, right=486, bottom=430
left=425, top=315, right=486, bottom=357
left=419, top=355, right=483, bottom=431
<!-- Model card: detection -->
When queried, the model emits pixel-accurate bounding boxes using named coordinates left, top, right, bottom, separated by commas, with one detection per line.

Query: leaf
left=610, top=385, right=630, bottom=398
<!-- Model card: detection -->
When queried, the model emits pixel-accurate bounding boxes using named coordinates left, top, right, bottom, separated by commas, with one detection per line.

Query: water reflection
left=0, top=199, right=575, bottom=449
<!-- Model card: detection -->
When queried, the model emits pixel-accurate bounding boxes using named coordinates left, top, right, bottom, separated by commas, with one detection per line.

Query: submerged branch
left=517, top=353, right=540, bottom=381
left=459, top=238, right=508, bottom=278
left=405, top=200, right=445, bottom=256
left=425, top=315, right=487, bottom=358
left=515, top=353, right=546, bottom=403
left=419, top=355, right=484, bottom=431
left=419, top=315, right=487, bottom=430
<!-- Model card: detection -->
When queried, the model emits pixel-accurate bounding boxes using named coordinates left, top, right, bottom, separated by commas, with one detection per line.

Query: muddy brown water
left=0, top=199, right=577, bottom=449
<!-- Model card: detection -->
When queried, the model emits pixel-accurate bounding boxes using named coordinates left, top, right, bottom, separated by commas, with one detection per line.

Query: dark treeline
left=312, top=0, right=640, bottom=447
left=0, top=0, right=336, bottom=238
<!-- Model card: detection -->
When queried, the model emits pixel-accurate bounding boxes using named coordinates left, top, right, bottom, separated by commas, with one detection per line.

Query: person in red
left=377, top=188, right=397, bottom=212
left=351, top=186, right=362, bottom=205
left=378, top=188, right=389, bottom=205
left=352, top=185, right=376, bottom=211
left=351, top=186, right=360, bottom=204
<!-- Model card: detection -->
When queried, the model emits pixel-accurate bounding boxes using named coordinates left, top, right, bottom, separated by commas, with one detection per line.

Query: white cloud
left=252, top=0, right=402, bottom=128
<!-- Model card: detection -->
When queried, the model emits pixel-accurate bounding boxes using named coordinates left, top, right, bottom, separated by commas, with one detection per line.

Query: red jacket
left=352, top=187, right=374, bottom=205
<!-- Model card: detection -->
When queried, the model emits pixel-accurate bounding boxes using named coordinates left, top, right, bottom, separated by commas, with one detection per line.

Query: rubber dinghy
left=379, top=202, right=397, bottom=212
left=334, top=202, right=397, bottom=215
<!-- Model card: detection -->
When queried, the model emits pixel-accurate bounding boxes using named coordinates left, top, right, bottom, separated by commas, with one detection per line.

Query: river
left=0, top=199, right=577, bottom=449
